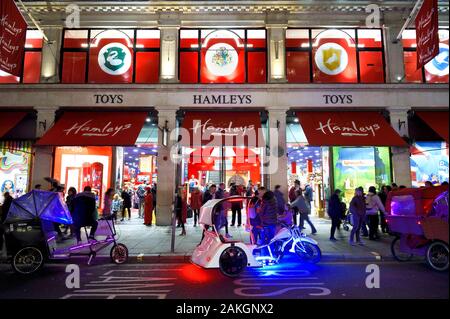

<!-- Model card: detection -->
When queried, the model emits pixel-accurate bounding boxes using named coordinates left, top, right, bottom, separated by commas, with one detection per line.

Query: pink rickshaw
left=385, top=185, right=449, bottom=271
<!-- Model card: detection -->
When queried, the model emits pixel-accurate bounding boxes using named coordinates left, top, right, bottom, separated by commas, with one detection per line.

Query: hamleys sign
left=316, top=118, right=380, bottom=137
left=63, top=120, right=133, bottom=137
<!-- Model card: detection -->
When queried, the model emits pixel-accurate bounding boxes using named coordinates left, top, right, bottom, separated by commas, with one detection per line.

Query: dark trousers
left=176, top=212, right=185, bottom=232
left=367, top=214, right=379, bottom=239
left=122, top=207, right=131, bottom=220
left=292, top=207, right=299, bottom=226
left=74, top=221, right=98, bottom=242
left=262, top=225, right=276, bottom=244
left=379, top=211, right=388, bottom=232
left=330, top=217, right=341, bottom=239
left=193, top=209, right=200, bottom=225
left=231, top=206, right=242, bottom=226
left=350, top=213, right=365, bottom=242
left=300, top=213, right=317, bottom=233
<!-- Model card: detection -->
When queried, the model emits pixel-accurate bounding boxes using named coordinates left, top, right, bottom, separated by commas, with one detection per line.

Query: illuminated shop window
left=179, top=28, right=267, bottom=83
left=0, top=30, right=43, bottom=84
left=402, top=29, right=449, bottom=83
left=286, top=28, right=385, bottom=83
left=61, top=29, right=160, bottom=84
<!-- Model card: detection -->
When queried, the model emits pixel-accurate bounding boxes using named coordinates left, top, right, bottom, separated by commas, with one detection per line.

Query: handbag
left=187, top=205, right=193, bottom=218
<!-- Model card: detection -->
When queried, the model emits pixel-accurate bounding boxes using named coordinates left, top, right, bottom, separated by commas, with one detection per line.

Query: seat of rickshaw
left=218, top=234, right=241, bottom=244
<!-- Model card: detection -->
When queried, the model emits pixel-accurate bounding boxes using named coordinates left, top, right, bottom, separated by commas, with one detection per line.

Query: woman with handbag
left=144, top=187, right=154, bottom=226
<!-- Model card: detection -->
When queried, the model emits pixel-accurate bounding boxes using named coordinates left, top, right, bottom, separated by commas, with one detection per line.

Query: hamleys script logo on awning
left=191, top=119, right=255, bottom=137
left=63, top=120, right=133, bottom=137
left=316, top=118, right=380, bottom=137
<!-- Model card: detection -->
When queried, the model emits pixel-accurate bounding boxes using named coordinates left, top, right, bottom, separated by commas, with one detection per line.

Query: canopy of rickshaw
left=199, top=196, right=249, bottom=226
left=386, top=185, right=449, bottom=216
left=4, top=190, right=73, bottom=225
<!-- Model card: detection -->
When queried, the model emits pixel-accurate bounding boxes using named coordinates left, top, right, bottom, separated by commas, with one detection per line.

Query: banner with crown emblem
left=200, top=30, right=245, bottom=83
left=415, top=0, right=440, bottom=69
left=0, top=0, right=28, bottom=77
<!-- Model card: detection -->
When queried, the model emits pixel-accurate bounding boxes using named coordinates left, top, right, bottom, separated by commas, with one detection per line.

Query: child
left=112, top=194, right=122, bottom=222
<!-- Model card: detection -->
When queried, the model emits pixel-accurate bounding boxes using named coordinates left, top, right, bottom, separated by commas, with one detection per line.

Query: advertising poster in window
left=410, top=142, right=449, bottom=187
left=0, top=143, right=31, bottom=203
left=332, top=147, right=391, bottom=204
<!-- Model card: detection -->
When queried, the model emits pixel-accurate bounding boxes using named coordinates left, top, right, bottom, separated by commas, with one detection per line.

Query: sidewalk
left=1, top=216, right=408, bottom=263
left=97, top=216, right=400, bottom=263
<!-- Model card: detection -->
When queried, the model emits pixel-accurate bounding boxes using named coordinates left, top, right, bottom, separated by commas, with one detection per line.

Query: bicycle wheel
left=110, top=243, right=129, bottom=264
left=295, top=242, right=321, bottom=264
left=12, top=246, right=44, bottom=275
left=391, top=237, right=413, bottom=262
left=426, top=241, right=449, bottom=272
left=219, top=246, right=247, bottom=277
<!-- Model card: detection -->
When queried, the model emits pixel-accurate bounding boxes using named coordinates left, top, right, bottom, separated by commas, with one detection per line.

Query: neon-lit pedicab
left=2, top=190, right=128, bottom=275
left=191, top=196, right=321, bottom=277
left=385, top=185, right=449, bottom=271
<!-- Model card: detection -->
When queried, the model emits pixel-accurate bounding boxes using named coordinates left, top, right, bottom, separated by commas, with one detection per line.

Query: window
left=61, top=29, right=160, bottom=84
left=179, top=29, right=267, bottom=83
left=0, top=30, right=43, bottom=84
left=402, top=29, right=449, bottom=83
left=286, top=28, right=385, bottom=83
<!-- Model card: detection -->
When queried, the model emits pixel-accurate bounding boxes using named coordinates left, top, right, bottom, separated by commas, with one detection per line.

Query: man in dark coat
left=0, top=192, right=13, bottom=249
left=121, top=187, right=132, bottom=221
left=72, top=186, right=98, bottom=243
left=328, top=189, right=343, bottom=241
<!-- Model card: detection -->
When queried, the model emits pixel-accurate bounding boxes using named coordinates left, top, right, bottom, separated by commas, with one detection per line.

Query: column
left=31, top=107, right=56, bottom=188
left=267, top=108, right=288, bottom=198
left=389, top=109, right=412, bottom=187
left=267, top=25, right=287, bottom=83
left=155, top=108, right=178, bottom=225
left=159, top=26, right=179, bottom=83
left=40, top=27, right=63, bottom=83
left=383, top=16, right=406, bottom=83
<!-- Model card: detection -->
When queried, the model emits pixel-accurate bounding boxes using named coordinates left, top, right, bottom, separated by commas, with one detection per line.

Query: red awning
left=296, top=111, right=407, bottom=146
left=415, top=111, right=449, bottom=143
left=181, top=111, right=264, bottom=147
left=0, top=112, right=27, bottom=138
left=36, top=111, right=148, bottom=146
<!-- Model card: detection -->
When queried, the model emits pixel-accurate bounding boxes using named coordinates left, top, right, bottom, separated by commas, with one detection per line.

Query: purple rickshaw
left=2, top=190, right=128, bottom=275
left=385, top=185, right=449, bottom=271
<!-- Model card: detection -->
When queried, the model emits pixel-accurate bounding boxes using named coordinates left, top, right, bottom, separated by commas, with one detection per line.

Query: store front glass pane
left=410, top=141, right=449, bottom=187
left=404, top=51, right=423, bottom=83
left=136, top=30, right=160, bottom=48
left=332, top=146, right=391, bottom=205
left=0, top=142, right=32, bottom=203
left=22, top=52, right=42, bottom=83
left=64, top=29, right=89, bottom=48
left=312, top=29, right=358, bottom=83
left=54, top=146, right=113, bottom=209
left=359, top=51, right=384, bottom=83
left=247, top=51, right=266, bottom=83
left=286, top=29, right=309, bottom=48
left=180, top=29, right=199, bottom=49
left=62, top=52, right=87, bottom=83
left=247, top=29, right=266, bottom=48
left=357, top=29, right=382, bottom=48
left=286, top=51, right=310, bottom=83
left=180, top=51, right=199, bottom=83
left=135, top=51, right=160, bottom=83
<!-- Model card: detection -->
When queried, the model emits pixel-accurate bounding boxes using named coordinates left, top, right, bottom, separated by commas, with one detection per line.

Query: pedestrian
left=424, top=181, right=433, bottom=188
left=34, top=184, right=42, bottom=190
left=121, top=187, right=132, bottom=221
left=230, top=184, right=242, bottom=226
left=203, top=184, right=216, bottom=204
left=365, top=186, right=386, bottom=240
left=391, top=183, right=398, bottom=191
left=189, top=187, right=202, bottom=227
left=65, top=187, right=77, bottom=236
left=111, top=193, right=122, bottom=222
left=274, top=185, right=286, bottom=215
left=289, top=180, right=301, bottom=226
left=248, top=189, right=263, bottom=244
left=72, top=186, right=98, bottom=244
left=144, top=187, right=154, bottom=226
left=216, top=183, right=231, bottom=238
left=304, top=183, right=313, bottom=209
left=175, top=187, right=187, bottom=236
left=151, top=183, right=157, bottom=215
left=349, top=187, right=366, bottom=246
left=0, top=192, right=13, bottom=249
left=378, top=185, right=390, bottom=233
left=136, top=184, right=146, bottom=218
left=246, top=180, right=254, bottom=197
left=103, top=188, right=114, bottom=218
left=258, top=190, right=278, bottom=244
left=328, top=189, right=344, bottom=241
left=290, top=189, right=317, bottom=234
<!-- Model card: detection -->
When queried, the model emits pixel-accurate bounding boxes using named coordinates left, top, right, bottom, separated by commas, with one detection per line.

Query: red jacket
left=190, top=191, right=203, bottom=209
left=288, top=187, right=298, bottom=202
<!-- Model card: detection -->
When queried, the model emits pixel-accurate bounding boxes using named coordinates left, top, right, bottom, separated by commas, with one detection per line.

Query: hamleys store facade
left=0, top=1, right=449, bottom=224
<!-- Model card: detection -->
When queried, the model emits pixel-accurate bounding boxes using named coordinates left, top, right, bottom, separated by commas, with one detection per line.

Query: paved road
left=0, top=257, right=448, bottom=299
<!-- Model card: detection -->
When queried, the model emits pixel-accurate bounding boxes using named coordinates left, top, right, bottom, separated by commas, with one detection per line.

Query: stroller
left=340, top=202, right=353, bottom=231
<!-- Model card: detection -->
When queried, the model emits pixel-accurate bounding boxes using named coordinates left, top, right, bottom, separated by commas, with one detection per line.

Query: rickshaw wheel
left=111, top=243, right=129, bottom=264
left=12, top=246, right=44, bottom=275
left=295, top=242, right=322, bottom=264
left=391, top=237, right=413, bottom=262
left=426, top=241, right=449, bottom=272
left=219, top=246, right=247, bottom=277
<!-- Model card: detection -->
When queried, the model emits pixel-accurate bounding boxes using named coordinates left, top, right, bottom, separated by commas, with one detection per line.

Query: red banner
left=0, top=0, right=27, bottom=76
left=415, top=0, right=439, bottom=69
